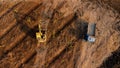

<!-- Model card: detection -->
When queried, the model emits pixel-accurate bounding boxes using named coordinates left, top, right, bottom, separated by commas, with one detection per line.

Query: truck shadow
left=68, top=18, right=88, bottom=40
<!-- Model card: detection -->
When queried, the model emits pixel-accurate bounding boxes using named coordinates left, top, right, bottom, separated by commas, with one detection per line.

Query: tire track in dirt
left=47, top=16, right=86, bottom=68
left=0, top=23, right=30, bottom=59
left=15, top=49, right=36, bottom=68
left=0, top=36, right=37, bottom=68
left=0, top=1, right=22, bottom=19
left=12, top=36, right=37, bottom=68
left=22, top=54, right=36, bottom=68
left=49, top=40, right=78, bottom=68
left=0, top=25, right=26, bottom=58
left=0, top=2, right=24, bottom=39
left=72, top=40, right=82, bottom=68
left=47, top=13, right=75, bottom=43
left=0, top=2, right=41, bottom=39
left=0, top=2, right=43, bottom=67
left=47, top=38, right=76, bottom=68
left=0, top=3, right=42, bottom=59
left=45, top=14, right=78, bottom=67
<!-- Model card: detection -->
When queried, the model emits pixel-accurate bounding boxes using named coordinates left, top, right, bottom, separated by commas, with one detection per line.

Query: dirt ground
left=0, top=0, right=120, bottom=68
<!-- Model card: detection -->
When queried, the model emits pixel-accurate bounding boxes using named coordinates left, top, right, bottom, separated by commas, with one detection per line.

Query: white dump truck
left=85, top=23, right=96, bottom=42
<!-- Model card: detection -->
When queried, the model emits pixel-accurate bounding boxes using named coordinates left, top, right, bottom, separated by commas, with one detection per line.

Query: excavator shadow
left=14, top=11, right=39, bottom=39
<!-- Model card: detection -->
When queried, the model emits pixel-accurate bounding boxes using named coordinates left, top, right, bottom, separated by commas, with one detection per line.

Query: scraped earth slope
left=0, top=0, right=120, bottom=68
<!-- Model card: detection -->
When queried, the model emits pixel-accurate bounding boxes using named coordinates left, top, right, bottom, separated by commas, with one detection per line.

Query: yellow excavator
left=36, top=20, right=47, bottom=43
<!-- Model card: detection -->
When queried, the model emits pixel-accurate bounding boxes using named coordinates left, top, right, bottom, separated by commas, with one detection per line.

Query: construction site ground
left=0, top=0, right=120, bottom=68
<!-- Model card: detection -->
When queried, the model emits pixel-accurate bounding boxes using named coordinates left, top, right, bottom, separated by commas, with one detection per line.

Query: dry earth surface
left=0, top=0, right=120, bottom=68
